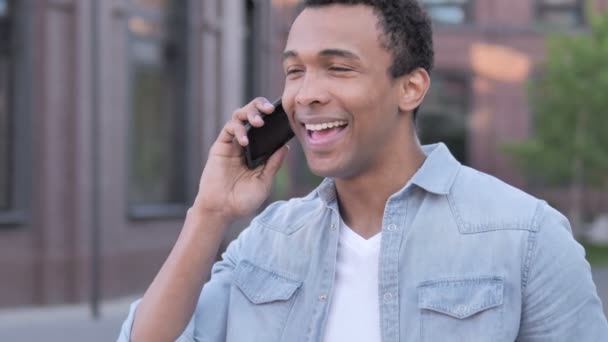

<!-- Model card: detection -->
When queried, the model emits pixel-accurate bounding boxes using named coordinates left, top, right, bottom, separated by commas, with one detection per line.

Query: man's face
left=282, top=4, right=408, bottom=179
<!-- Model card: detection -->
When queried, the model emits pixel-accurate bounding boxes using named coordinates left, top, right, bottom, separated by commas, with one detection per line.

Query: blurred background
left=1, top=0, right=608, bottom=340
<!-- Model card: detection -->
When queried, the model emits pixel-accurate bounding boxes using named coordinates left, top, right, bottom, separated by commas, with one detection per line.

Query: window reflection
left=0, top=0, right=7, bottom=18
left=418, top=73, right=470, bottom=164
left=421, top=0, right=472, bottom=25
left=244, top=0, right=257, bottom=103
left=132, top=0, right=168, bottom=11
left=129, top=16, right=163, bottom=37
left=427, top=6, right=466, bottom=25
left=0, top=0, right=12, bottom=210
left=536, top=0, right=584, bottom=27
left=128, top=1, right=189, bottom=209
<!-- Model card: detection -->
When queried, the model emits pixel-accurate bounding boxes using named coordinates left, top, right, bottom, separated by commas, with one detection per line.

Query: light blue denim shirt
left=118, top=143, right=608, bottom=341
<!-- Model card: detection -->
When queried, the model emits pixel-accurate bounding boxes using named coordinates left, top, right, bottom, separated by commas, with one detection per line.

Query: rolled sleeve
left=116, top=299, right=196, bottom=342
left=517, top=204, right=608, bottom=341
left=116, top=226, right=252, bottom=342
left=116, top=299, right=141, bottom=342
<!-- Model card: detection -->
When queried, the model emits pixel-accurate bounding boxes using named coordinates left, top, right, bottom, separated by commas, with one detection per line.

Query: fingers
left=217, top=120, right=249, bottom=146
left=232, top=97, right=275, bottom=125
left=216, top=97, right=276, bottom=146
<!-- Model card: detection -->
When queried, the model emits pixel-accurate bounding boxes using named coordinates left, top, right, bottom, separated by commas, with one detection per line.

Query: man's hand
left=193, top=97, right=289, bottom=221
left=128, top=97, right=289, bottom=342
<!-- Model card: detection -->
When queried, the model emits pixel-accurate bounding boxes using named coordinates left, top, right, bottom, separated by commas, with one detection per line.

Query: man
left=119, top=1, right=608, bottom=341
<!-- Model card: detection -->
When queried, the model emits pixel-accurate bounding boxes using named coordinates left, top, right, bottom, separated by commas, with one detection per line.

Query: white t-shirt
left=322, top=220, right=382, bottom=342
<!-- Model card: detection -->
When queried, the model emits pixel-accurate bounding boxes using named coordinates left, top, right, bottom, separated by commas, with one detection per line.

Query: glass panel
left=537, top=0, right=583, bottom=27
left=422, top=0, right=468, bottom=4
left=422, top=1, right=470, bottom=24
left=128, top=1, right=189, bottom=207
left=541, top=0, right=578, bottom=5
left=0, top=58, right=10, bottom=210
left=129, top=16, right=163, bottom=38
left=418, top=74, right=469, bottom=164
left=539, top=10, right=580, bottom=27
left=132, top=0, right=168, bottom=11
left=0, top=0, right=11, bottom=210
left=244, top=0, right=256, bottom=103
left=427, top=6, right=466, bottom=24
left=0, top=0, right=7, bottom=18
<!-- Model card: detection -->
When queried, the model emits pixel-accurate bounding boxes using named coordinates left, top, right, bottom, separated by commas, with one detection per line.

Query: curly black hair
left=302, top=0, right=434, bottom=118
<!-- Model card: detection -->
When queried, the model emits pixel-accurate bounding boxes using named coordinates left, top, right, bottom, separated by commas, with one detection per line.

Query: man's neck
left=335, top=141, right=426, bottom=240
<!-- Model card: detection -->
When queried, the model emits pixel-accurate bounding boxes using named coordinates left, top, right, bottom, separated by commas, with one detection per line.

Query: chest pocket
left=233, top=260, right=301, bottom=304
left=228, top=260, right=302, bottom=342
left=417, top=276, right=504, bottom=342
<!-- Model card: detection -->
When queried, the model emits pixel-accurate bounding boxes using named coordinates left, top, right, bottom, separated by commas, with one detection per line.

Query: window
left=127, top=0, right=191, bottom=217
left=418, top=72, right=470, bottom=164
left=0, top=0, right=13, bottom=212
left=421, top=0, right=473, bottom=25
left=536, top=0, right=584, bottom=27
left=244, top=0, right=257, bottom=104
left=0, top=0, right=28, bottom=225
left=0, top=0, right=13, bottom=211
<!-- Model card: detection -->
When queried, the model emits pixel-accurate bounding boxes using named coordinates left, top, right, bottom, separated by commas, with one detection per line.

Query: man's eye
left=286, top=69, right=303, bottom=75
left=329, top=66, right=352, bottom=72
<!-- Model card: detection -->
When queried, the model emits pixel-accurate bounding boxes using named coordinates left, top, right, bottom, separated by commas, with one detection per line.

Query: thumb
left=260, top=145, right=289, bottom=181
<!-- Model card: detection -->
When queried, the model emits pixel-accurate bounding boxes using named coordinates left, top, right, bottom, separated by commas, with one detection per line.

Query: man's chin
left=306, top=159, right=339, bottom=179
left=307, top=159, right=356, bottom=180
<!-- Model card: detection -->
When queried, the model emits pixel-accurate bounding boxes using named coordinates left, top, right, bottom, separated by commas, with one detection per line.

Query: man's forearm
left=130, top=208, right=231, bottom=342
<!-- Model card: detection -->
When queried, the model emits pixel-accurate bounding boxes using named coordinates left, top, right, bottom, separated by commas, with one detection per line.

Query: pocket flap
left=233, top=260, right=302, bottom=304
left=417, top=276, right=503, bottom=319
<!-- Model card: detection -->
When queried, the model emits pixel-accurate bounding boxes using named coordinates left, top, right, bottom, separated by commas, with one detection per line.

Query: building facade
left=0, top=0, right=295, bottom=308
left=0, top=0, right=607, bottom=307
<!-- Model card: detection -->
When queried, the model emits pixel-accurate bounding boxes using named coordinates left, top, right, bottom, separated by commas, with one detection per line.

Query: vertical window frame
left=125, top=0, right=193, bottom=220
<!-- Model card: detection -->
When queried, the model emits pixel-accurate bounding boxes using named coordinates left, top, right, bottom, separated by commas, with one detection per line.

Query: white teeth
left=305, top=120, right=347, bottom=131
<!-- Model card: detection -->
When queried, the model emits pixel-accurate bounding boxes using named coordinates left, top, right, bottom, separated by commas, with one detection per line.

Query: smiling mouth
left=303, top=120, right=348, bottom=143
left=304, top=120, right=348, bottom=131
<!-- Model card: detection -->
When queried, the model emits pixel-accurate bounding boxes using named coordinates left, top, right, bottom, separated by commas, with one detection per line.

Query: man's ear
left=398, top=68, right=431, bottom=113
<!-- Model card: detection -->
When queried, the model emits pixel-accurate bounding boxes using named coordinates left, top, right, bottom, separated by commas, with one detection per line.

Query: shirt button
left=386, top=224, right=397, bottom=231
left=383, top=292, right=393, bottom=303
left=330, top=223, right=337, bottom=231
left=319, top=294, right=328, bottom=302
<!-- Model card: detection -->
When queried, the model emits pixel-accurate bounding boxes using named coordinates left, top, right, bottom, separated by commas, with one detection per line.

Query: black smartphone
left=243, top=98, right=295, bottom=169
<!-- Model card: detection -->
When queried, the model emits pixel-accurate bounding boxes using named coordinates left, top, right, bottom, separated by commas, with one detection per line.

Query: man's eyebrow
left=282, top=50, right=298, bottom=61
left=319, top=49, right=360, bottom=60
left=282, top=49, right=361, bottom=61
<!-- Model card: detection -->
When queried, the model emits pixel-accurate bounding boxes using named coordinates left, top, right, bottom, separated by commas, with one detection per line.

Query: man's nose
left=294, top=72, right=329, bottom=107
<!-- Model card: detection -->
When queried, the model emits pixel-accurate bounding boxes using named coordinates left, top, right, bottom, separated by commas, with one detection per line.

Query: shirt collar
left=315, top=142, right=461, bottom=203
left=410, top=143, right=461, bottom=195
left=317, top=177, right=337, bottom=204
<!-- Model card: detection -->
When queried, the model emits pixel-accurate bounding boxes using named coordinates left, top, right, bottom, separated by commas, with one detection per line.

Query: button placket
left=379, top=199, right=408, bottom=342
left=309, top=206, right=340, bottom=339
left=383, top=292, right=393, bottom=303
